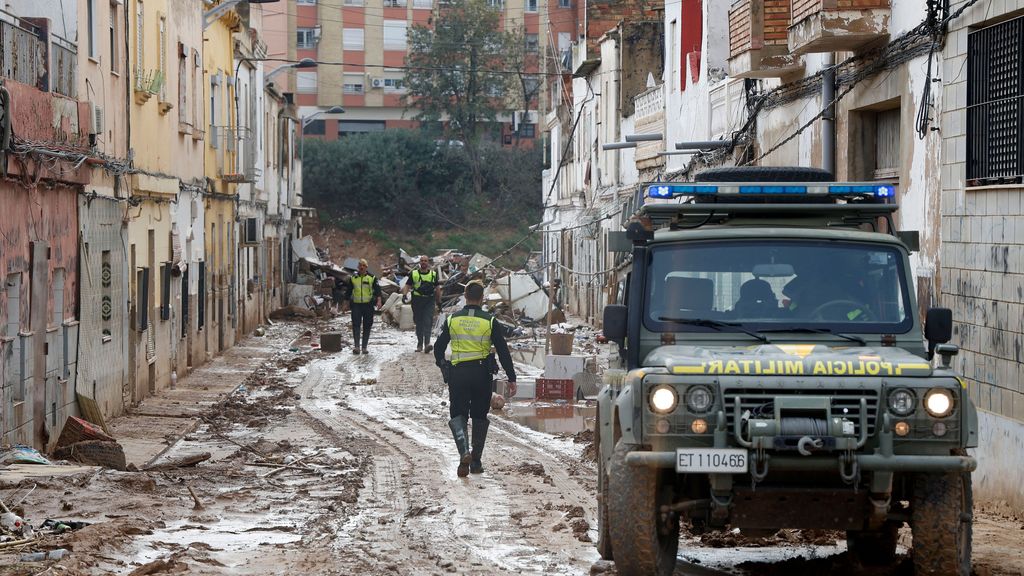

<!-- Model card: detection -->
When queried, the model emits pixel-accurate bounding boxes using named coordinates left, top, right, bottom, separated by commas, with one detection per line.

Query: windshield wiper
left=759, top=327, right=866, bottom=346
left=658, top=317, right=770, bottom=343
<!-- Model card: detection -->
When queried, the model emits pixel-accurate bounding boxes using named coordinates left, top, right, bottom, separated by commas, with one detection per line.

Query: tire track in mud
left=299, top=346, right=599, bottom=575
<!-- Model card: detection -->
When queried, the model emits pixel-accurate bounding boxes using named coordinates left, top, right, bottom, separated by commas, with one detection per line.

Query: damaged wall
left=619, top=21, right=664, bottom=118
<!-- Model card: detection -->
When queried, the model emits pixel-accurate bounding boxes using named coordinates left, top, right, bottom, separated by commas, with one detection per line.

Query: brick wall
left=940, top=2, right=1024, bottom=425
left=791, top=0, right=889, bottom=26
left=791, top=0, right=822, bottom=25
left=764, top=0, right=790, bottom=45
left=729, top=0, right=754, bottom=57
left=730, top=0, right=791, bottom=58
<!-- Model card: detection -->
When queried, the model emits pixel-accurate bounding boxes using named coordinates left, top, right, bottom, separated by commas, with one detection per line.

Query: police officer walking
left=433, top=282, right=517, bottom=477
left=402, top=255, right=442, bottom=353
left=347, top=259, right=382, bottom=354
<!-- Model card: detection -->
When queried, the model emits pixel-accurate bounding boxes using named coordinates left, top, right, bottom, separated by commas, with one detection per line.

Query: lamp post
left=265, top=58, right=318, bottom=89
left=299, top=106, right=346, bottom=195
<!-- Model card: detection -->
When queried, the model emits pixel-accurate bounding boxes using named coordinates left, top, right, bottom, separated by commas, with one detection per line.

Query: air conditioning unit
left=370, top=78, right=385, bottom=89
left=89, top=102, right=104, bottom=135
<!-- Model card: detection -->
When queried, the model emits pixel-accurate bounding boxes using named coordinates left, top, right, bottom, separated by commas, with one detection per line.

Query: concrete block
left=972, top=409, right=1024, bottom=513
left=544, top=354, right=588, bottom=380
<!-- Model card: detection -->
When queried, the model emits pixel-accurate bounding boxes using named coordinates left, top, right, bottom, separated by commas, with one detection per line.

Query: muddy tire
left=608, top=441, right=678, bottom=576
left=847, top=522, right=899, bottom=566
left=911, top=471, right=972, bottom=576
left=694, top=166, right=835, bottom=183
left=595, top=428, right=613, bottom=560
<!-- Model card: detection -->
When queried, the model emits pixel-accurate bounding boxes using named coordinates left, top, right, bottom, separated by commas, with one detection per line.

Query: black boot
left=448, top=416, right=472, bottom=477
left=470, top=418, right=489, bottom=474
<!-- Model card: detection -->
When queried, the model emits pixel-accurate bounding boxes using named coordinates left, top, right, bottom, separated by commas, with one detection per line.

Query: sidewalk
left=107, top=327, right=300, bottom=468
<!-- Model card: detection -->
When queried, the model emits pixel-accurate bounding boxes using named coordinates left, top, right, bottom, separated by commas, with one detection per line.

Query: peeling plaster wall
left=938, top=0, right=1024, bottom=513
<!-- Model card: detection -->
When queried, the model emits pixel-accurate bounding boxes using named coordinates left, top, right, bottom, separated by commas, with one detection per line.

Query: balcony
left=0, top=11, right=78, bottom=97
left=212, top=126, right=260, bottom=183
left=788, top=0, right=890, bottom=55
left=633, top=84, right=665, bottom=171
left=728, top=0, right=803, bottom=79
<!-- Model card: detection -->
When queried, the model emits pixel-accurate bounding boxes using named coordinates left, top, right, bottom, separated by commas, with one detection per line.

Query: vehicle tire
left=694, top=166, right=835, bottom=183
left=595, top=430, right=613, bottom=560
left=608, top=440, right=678, bottom=576
left=847, top=522, right=899, bottom=566
left=911, top=470, right=972, bottom=576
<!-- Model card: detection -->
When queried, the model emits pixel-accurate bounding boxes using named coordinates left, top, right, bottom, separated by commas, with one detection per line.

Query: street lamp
left=265, top=58, right=318, bottom=87
left=204, top=0, right=280, bottom=30
left=299, top=105, right=346, bottom=188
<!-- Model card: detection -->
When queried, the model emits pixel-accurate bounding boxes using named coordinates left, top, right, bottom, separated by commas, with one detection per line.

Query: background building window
left=297, top=0, right=316, bottom=4
left=343, top=28, right=364, bottom=51
left=344, top=0, right=364, bottom=6
left=525, top=33, right=539, bottom=53
left=297, top=27, right=317, bottom=49
left=526, top=0, right=537, bottom=12
left=413, top=0, right=432, bottom=8
left=519, top=123, right=536, bottom=138
left=383, top=21, right=408, bottom=50
left=967, top=15, right=1024, bottom=184
left=339, top=120, right=386, bottom=137
left=343, top=73, right=364, bottom=94
left=303, top=120, right=326, bottom=135
left=297, top=71, right=317, bottom=93
left=559, top=0, right=570, bottom=7
left=109, top=2, right=119, bottom=72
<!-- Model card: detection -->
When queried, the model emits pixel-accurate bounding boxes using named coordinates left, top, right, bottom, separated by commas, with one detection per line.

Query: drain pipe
left=822, top=53, right=836, bottom=176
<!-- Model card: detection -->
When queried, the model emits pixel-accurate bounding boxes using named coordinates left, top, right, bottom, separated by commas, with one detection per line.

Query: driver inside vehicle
left=782, top=257, right=872, bottom=322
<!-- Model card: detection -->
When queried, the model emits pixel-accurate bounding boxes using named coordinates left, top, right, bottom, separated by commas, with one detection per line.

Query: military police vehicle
left=596, top=167, right=977, bottom=576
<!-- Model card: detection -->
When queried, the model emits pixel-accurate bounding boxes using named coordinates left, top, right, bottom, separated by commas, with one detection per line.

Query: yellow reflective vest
left=411, top=269, right=437, bottom=297
left=447, top=310, right=493, bottom=365
left=351, top=274, right=375, bottom=304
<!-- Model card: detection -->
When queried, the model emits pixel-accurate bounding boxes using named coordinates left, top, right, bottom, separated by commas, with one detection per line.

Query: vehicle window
left=645, top=241, right=912, bottom=333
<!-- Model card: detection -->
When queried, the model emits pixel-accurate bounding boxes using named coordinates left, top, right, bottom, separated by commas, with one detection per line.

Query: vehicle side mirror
left=603, top=304, right=627, bottom=343
left=925, top=308, right=953, bottom=360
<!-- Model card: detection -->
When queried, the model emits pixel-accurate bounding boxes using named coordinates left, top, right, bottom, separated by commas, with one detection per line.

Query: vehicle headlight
left=685, top=385, right=714, bottom=413
left=888, top=389, right=916, bottom=416
left=924, top=388, right=954, bottom=418
left=649, top=385, right=678, bottom=414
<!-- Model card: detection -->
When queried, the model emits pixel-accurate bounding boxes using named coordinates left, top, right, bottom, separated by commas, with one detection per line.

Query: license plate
left=676, top=448, right=748, bottom=473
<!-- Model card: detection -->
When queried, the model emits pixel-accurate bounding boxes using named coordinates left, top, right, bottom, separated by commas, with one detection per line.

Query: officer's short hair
left=465, top=282, right=484, bottom=301
left=358, top=258, right=368, bottom=267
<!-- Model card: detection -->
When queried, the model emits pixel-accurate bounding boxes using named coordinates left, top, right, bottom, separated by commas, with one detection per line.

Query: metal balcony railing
left=0, top=14, right=46, bottom=91
left=51, top=34, right=76, bottom=98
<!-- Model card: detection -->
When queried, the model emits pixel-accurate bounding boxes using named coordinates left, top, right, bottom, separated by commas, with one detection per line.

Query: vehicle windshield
left=644, top=240, right=913, bottom=334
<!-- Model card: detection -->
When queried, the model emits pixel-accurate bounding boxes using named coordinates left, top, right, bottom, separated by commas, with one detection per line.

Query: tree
left=405, top=0, right=508, bottom=195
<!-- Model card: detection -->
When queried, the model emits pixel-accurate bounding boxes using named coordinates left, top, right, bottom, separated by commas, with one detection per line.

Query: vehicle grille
left=723, top=388, right=880, bottom=438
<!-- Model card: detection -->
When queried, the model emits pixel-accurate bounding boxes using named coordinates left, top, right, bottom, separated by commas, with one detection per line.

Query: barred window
left=967, top=16, right=1024, bottom=184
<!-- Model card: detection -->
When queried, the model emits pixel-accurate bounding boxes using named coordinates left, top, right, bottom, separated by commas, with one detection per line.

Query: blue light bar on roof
left=645, top=182, right=896, bottom=200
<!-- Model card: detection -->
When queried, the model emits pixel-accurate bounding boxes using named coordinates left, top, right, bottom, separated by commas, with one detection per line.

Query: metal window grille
left=967, top=16, right=1024, bottom=184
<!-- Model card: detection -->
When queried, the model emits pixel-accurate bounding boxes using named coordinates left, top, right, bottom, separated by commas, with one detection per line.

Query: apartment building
left=263, top=0, right=577, bottom=144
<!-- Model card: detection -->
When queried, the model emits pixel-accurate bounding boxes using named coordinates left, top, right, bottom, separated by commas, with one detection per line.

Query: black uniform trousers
left=411, top=296, right=435, bottom=346
left=351, top=303, right=374, bottom=348
left=448, top=360, right=491, bottom=423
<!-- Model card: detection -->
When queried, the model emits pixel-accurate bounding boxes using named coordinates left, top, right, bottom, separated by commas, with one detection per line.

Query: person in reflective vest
left=346, top=259, right=382, bottom=354
left=433, top=281, right=517, bottom=477
left=402, top=255, right=442, bottom=353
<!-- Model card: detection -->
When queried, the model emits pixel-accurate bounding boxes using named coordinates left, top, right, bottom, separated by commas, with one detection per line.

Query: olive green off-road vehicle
left=596, top=167, right=977, bottom=576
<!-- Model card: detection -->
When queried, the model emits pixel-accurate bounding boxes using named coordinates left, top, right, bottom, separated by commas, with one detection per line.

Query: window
left=519, top=123, right=536, bottom=138
left=343, top=72, right=365, bottom=94
left=297, top=71, right=317, bottom=93
left=488, top=0, right=503, bottom=7
left=53, top=269, right=65, bottom=327
left=559, top=0, right=570, bottom=7
left=339, top=120, right=386, bottom=136
left=967, top=15, right=1024, bottom=184
left=525, top=33, right=539, bottom=53
left=383, top=21, right=408, bottom=50
left=526, top=0, right=537, bottom=12
left=523, top=74, right=541, bottom=98
left=384, top=78, right=405, bottom=91
left=297, top=0, right=316, bottom=4
left=181, top=269, right=188, bottom=338
left=135, top=267, right=150, bottom=332
left=343, top=28, right=364, bottom=51
left=5, top=273, right=24, bottom=400
left=160, top=263, right=171, bottom=321
left=303, top=120, right=325, bottom=135
left=413, top=0, right=432, bottom=8
left=297, top=27, right=317, bottom=49
left=135, top=0, right=144, bottom=78
left=158, top=14, right=167, bottom=101
left=192, top=49, right=202, bottom=133
left=244, top=218, right=259, bottom=244
left=87, top=0, right=97, bottom=58
left=197, top=261, right=205, bottom=329
left=178, top=43, right=188, bottom=124
left=109, top=2, right=119, bottom=72
left=344, top=0, right=364, bottom=5
left=874, top=108, right=900, bottom=180
left=385, top=0, right=407, bottom=6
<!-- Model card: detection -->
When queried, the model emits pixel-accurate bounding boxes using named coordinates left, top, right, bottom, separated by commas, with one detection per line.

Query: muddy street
left=2, top=319, right=1023, bottom=575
